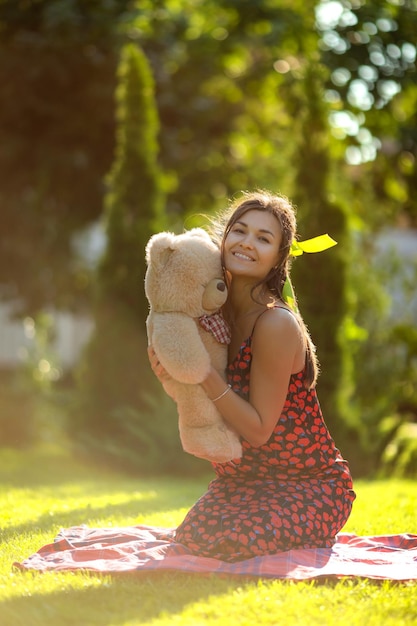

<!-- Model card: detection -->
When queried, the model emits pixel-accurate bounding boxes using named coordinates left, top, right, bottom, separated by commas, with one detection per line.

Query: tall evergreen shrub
left=73, top=44, right=168, bottom=467
left=290, top=64, right=359, bottom=461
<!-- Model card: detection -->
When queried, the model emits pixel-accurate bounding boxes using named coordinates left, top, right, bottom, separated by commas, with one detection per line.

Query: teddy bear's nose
left=217, top=281, right=226, bottom=292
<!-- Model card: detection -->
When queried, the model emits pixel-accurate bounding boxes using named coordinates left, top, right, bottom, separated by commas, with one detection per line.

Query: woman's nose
left=241, top=237, right=254, bottom=248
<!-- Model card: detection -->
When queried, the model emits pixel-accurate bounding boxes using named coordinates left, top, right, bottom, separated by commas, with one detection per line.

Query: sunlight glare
left=348, top=79, right=374, bottom=110
left=315, top=1, right=344, bottom=30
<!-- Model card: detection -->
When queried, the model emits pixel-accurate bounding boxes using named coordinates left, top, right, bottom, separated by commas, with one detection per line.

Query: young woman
left=149, top=190, right=355, bottom=562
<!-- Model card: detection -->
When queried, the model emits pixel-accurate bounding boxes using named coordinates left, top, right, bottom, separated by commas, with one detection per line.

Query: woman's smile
left=233, top=251, right=255, bottom=262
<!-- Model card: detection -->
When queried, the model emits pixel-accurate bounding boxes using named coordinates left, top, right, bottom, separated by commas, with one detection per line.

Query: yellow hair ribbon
left=283, top=234, right=338, bottom=312
left=290, top=234, right=337, bottom=257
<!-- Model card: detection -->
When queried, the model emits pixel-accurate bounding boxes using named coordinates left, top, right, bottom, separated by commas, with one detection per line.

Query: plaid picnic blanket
left=14, top=525, right=417, bottom=581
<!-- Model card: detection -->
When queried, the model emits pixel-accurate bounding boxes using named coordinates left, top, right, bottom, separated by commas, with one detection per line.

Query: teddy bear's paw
left=218, top=424, right=243, bottom=460
left=181, top=425, right=242, bottom=463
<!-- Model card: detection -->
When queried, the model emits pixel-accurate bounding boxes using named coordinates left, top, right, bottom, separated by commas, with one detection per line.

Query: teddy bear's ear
left=145, top=232, right=177, bottom=271
left=187, top=228, right=211, bottom=242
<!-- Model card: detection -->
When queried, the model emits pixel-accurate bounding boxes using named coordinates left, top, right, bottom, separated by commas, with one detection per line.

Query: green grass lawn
left=0, top=444, right=416, bottom=626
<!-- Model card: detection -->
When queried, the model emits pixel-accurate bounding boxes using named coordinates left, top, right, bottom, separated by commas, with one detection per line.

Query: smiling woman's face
left=223, top=209, right=282, bottom=281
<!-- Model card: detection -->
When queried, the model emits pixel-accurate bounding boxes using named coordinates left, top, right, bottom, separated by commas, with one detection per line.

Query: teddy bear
left=144, top=227, right=242, bottom=463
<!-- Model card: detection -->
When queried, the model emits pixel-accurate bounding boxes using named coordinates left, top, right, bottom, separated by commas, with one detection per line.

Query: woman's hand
left=147, top=345, right=178, bottom=402
left=147, top=345, right=172, bottom=385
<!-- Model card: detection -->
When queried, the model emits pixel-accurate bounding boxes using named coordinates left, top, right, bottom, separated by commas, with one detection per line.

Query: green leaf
left=282, top=277, right=298, bottom=312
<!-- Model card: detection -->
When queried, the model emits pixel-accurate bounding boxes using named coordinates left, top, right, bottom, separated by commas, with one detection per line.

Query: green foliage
left=380, top=418, right=417, bottom=478
left=0, top=1, right=415, bottom=479
left=74, top=390, right=208, bottom=476
left=317, top=0, right=417, bottom=224
left=135, top=0, right=312, bottom=219
left=0, top=0, right=319, bottom=315
left=349, top=232, right=417, bottom=476
left=1, top=0, right=416, bottom=320
left=99, top=42, right=165, bottom=330
left=0, top=0, right=138, bottom=313
left=290, top=63, right=358, bottom=463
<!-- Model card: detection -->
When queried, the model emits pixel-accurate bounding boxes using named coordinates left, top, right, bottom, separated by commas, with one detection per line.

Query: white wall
left=0, top=303, right=93, bottom=371
left=374, top=227, right=417, bottom=321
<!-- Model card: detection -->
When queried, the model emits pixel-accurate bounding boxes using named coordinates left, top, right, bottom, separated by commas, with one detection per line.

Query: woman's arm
left=200, top=308, right=305, bottom=447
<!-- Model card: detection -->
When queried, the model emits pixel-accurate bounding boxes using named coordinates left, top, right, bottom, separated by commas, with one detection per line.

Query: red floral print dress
left=175, top=322, right=356, bottom=562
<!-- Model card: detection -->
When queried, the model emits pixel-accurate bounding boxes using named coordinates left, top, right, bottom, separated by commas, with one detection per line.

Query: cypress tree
left=99, top=42, right=164, bottom=331
left=74, top=43, right=165, bottom=457
left=290, top=63, right=358, bottom=458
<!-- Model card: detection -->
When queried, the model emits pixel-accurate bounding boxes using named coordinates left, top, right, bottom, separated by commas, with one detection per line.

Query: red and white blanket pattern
left=14, top=525, right=417, bottom=581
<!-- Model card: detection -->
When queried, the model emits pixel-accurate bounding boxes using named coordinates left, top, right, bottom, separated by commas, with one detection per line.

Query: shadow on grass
left=1, top=446, right=211, bottom=546
left=0, top=571, right=384, bottom=626
left=1, top=447, right=168, bottom=489
left=0, top=571, right=247, bottom=626
left=2, top=495, right=178, bottom=545
left=0, top=444, right=211, bottom=488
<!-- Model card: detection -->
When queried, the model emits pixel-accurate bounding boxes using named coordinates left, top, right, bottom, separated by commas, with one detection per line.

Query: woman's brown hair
left=212, top=190, right=319, bottom=388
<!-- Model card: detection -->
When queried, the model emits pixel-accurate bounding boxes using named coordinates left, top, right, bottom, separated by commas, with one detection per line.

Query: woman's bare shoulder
left=255, top=306, right=300, bottom=333
left=253, top=306, right=303, bottom=350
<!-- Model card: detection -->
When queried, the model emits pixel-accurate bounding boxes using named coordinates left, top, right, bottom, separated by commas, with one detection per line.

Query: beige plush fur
left=145, top=228, right=242, bottom=463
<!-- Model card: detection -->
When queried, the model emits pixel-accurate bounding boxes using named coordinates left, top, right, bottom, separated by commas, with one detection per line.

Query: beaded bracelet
left=211, top=384, right=232, bottom=403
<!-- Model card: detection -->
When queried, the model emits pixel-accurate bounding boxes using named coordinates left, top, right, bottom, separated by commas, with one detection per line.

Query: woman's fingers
left=147, top=345, right=156, bottom=362
left=147, top=345, right=159, bottom=369
left=147, top=345, right=170, bottom=382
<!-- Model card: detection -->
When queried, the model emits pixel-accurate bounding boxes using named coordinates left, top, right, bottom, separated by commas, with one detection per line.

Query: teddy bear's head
left=145, top=228, right=228, bottom=318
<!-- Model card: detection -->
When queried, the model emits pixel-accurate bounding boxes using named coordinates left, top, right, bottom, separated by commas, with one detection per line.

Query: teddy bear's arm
left=152, top=312, right=211, bottom=384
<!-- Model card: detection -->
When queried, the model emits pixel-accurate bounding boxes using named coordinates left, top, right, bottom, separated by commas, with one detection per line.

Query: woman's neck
left=226, top=282, right=274, bottom=320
